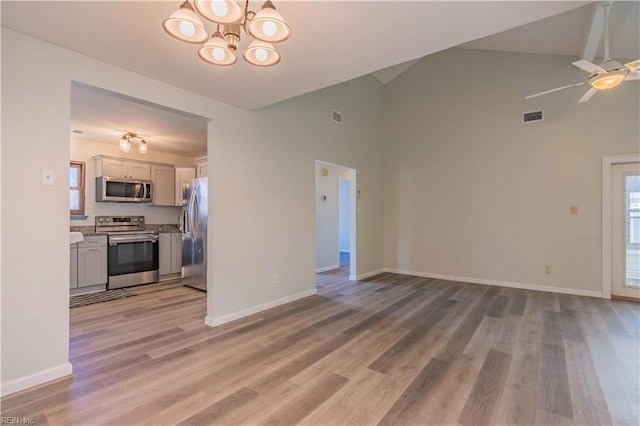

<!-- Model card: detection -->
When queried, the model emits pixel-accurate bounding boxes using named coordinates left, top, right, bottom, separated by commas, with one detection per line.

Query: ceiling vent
left=331, top=109, right=342, bottom=124
left=523, top=110, right=543, bottom=124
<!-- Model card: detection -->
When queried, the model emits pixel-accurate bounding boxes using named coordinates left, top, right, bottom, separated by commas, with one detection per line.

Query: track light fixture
left=162, top=0, right=291, bottom=67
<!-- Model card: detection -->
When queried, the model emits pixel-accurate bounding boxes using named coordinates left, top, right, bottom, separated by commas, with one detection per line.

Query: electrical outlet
left=545, top=265, right=552, bottom=274
left=272, top=273, right=279, bottom=284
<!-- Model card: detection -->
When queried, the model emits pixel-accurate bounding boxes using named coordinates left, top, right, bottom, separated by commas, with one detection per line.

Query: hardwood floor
left=2, top=269, right=639, bottom=425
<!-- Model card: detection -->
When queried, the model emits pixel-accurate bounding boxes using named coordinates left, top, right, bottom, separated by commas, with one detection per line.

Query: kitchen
left=69, top=81, right=209, bottom=301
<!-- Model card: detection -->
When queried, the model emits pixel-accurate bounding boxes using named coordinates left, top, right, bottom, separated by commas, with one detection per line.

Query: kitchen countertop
left=70, top=224, right=180, bottom=235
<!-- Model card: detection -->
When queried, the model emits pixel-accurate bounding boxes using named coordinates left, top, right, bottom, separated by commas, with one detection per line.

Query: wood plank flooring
left=2, top=268, right=639, bottom=425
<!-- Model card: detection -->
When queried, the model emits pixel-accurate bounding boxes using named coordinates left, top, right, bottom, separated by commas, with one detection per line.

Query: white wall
left=383, top=48, right=640, bottom=295
left=209, top=79, right=385, bottom=322
left=1, top=28, right=233, bottom=395
left=70, top=138, right=195, bottom=226
left=339, top=178, right=351, bottom=253
left=1, top=29, right=385, bottom=394
left=315, top=163, right=351, bottom=271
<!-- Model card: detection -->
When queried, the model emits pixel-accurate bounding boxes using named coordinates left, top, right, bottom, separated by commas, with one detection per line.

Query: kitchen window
left=70, top=161, right=86, bottom=216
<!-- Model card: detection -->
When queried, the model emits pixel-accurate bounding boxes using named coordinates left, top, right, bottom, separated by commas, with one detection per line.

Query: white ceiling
left=2, top=1, right=592, bottom=110
left=70, top=82, right=209, bottom=157
left=461, top=1, right=639, bottom=61
left=6, top=1, right=638, bottom=158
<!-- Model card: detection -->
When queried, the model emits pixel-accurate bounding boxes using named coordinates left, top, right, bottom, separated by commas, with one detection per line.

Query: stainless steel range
left=96, top=216, right=159, bottom=289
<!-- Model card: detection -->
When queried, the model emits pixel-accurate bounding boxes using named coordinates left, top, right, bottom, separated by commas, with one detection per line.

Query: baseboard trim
left=383, top=268, right=602, bottom=298
left=611, top=294, right=640, bottom=303
left=205, top=288, right=318, bottom=328
left=1, top=362, right=73, bottom=397
left=315, top=265, right=340, bottom=273
left=355, top=269, right=385, bottom=281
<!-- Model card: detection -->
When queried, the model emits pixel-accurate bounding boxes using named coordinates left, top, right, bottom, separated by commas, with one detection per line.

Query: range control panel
left=96, top=216, right=145, bottom=233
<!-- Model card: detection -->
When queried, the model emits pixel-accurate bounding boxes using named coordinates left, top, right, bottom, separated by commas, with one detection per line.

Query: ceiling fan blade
left=580, top=4, right=605, bottom=63
left=624, top=59, right=640, bottom=72
left=572, top=59, right=606, bottom=74
left=578, top=87, right=598, bottom=103
left=625, top=71, right=639, bottom=81
left=525, top=81, right=585, bottom=99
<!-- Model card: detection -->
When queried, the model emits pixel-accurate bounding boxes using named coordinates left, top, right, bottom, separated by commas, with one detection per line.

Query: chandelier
left=162, top=0, right=292, bottom=67
left=120, top=133, right=148, bottom=154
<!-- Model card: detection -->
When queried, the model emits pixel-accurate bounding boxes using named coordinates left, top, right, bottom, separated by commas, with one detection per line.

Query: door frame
left=315, top=160, right=357, bottom=281
left=602, top=153, right=640, bottom=299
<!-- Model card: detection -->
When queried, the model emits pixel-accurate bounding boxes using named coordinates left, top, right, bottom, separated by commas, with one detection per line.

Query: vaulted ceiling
left=2, top=1, right=594, bottom=110
left=4, top=1, right=638, bottom=158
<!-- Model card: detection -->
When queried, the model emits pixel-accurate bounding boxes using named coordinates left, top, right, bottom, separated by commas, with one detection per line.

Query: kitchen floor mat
left=70, top=288, right=136, bottom=308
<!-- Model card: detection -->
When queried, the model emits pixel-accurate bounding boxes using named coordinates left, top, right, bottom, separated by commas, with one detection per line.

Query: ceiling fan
left=526, top=2, right=639, bottom=103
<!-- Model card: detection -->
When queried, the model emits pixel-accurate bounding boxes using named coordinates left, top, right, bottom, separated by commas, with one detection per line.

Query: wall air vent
left=523, top=110, right=543, bottom=124
left=331, top=109, right=342, bottom=124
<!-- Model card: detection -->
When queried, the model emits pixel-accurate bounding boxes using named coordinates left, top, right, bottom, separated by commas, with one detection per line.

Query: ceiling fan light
left=194, top=0, right=243, bottom=24
left=162, top=1, right=209, bottom=44
left=243, top=39, right=280, bottom=67
left=198, top=31, right=237, bottom=65
left=247, top=1, right=291, bottom=43
left=589, top=70, right=627, bottom=90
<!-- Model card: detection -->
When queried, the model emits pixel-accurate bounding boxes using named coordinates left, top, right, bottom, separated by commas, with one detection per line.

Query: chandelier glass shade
left=194, top=0, right=244, bottom=25
left=243, top=39, right=280, bottom=67
left=246, top=1, right=291, bottom=43
left=120, top=133, right=148, bottom=154
left=162, top=0, right=291, bottom=67
left=162, top=2, right=209, bottom=44
left=198, top=31, right=237, bottom=65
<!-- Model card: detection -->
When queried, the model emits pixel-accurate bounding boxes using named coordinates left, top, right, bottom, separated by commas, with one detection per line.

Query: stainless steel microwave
left=96, top=176, right=152, bottom=203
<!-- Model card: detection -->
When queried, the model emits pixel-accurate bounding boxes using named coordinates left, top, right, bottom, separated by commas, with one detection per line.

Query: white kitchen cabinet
left=159, top=232, right=182, bottom=277
left=159, top=233, right=172, bottom=276
left=151, top=164, right=175, bottom=206
left=77, top=235, right=108, bottom=287
left=70, top=243, right=78, bottom=288
left=195, top=156, right=207, bottom=178
left=175, top=166, right=196, bottom=206
left=96, top=157, right=151, bottom=180
left=171, top=232, right=182, bottom=274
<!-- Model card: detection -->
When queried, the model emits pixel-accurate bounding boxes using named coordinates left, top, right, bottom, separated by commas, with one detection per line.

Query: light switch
left=42, top=169, right=55, bottom=185
left=570, top=205, right=578, bottom=214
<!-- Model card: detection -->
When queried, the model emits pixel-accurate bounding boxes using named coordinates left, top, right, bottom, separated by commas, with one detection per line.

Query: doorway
left=603, top=154, right=640, bottom=300
left=611, top=162, right=640, bottom=301
left=339, top=177, right=351, bottom=270
left=315, top=160, right=356, bottom=280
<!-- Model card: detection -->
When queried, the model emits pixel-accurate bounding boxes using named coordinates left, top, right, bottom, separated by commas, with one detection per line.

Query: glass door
left=612, top=162, right=640, bottom=300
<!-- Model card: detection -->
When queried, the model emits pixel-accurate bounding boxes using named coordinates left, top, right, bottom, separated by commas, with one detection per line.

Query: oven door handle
left=109, top=234, right=159, bottom=245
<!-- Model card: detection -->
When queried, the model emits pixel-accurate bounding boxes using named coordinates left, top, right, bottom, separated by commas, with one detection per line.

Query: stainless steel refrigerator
left=181, top=177, right=207, bottom=291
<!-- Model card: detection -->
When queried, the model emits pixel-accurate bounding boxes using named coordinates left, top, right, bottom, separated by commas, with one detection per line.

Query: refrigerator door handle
left=189, top=188, right=197, bottom=240
left=193, top=193, right=200, bottom=240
